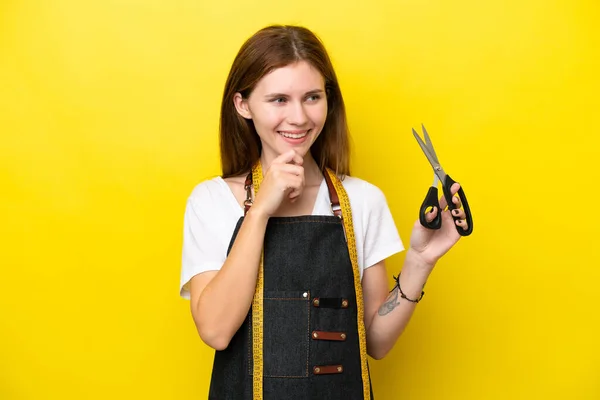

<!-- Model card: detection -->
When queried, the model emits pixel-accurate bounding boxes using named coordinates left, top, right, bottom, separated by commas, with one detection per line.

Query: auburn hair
left=219, top=25, right=351, bottom=178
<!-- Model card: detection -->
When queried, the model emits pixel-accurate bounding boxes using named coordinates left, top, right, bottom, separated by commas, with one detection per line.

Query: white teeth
left=279, top=131, right=308, bottom=139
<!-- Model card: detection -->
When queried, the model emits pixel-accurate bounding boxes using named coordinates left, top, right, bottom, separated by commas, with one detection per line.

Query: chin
left=279, top=144, right=312, bottom=157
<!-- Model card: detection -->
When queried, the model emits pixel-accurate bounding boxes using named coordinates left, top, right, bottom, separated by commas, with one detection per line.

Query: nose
left=287, top=101, right=308, bottom=126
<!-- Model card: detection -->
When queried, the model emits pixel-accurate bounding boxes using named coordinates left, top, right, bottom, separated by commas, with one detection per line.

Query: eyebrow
left=264, top=89, right=324, bottom=98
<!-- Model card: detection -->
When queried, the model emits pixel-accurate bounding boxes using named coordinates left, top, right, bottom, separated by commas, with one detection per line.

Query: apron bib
left=208, top=163, right=373, bottom=400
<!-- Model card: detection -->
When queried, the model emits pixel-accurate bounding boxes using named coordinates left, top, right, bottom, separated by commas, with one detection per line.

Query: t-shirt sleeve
left=179, top=184, right=228, bottom=300
left=361, top=181, right=405, bottom=270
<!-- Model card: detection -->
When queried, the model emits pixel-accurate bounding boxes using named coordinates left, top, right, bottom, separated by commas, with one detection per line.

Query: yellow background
left=1, top=0, right=598, bottom=399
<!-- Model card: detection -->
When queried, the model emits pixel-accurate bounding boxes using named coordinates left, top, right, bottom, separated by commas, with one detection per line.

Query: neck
left=260, top=150, right=322, bottom=185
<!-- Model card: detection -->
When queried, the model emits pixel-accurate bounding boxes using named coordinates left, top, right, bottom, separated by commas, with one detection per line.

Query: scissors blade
left=412, top=127, right=438, bottom=166
left=412, top=126, right=447, bottom=182
left=420, top=124, right=440, bottom=164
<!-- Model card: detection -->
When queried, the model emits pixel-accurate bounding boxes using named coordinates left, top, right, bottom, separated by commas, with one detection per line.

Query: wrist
left=246, top=206, right=270, bottom=224
left=394, top=272, right=425, bottom=303
left=393, top=250, right=433, bottom=303
left=405, top=247, right=436, bottom=273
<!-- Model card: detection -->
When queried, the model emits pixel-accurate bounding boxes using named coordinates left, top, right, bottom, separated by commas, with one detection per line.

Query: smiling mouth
left=278, top=130, right=310, bottom=139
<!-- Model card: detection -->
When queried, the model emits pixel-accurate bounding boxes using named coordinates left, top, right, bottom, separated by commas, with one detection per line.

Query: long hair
left=219, top=25, right=351, bottom=178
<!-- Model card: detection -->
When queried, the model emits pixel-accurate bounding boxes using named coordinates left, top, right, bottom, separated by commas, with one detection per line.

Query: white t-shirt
left=179, top=175, right=405, bottom=299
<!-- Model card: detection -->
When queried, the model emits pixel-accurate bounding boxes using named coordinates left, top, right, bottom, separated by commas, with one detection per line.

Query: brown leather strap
left=322, top=169, right=342, bottom=218
left=244, top=172, right=253, bottom=215
left=311, top=330, right=347, bottom=341
left=313, top=365, right=344, bottom=375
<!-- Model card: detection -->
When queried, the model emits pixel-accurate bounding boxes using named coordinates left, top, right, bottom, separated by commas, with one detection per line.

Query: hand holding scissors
left=412, top=124, right=473, bottom=236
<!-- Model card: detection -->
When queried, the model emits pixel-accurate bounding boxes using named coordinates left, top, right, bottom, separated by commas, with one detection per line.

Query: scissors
left=412, top=124, right=473, bottom=236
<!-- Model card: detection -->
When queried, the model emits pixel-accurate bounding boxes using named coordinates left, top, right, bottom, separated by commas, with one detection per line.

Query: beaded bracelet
left=392, top=273, right=425, bottom=303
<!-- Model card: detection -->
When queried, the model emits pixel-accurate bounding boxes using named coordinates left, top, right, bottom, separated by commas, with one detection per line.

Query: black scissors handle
left=419, top=185, right=442, bottom=230
left=419, top=174, right=473, bottom=236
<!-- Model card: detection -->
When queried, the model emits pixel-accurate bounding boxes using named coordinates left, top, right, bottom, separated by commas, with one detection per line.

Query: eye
left=271, top=97, right=287, bottom=103
left=306, top=94, right=321, bottom=102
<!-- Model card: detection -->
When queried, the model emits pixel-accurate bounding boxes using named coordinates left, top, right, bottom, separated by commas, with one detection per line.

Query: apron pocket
left=251, top=290, right=310, bottom=378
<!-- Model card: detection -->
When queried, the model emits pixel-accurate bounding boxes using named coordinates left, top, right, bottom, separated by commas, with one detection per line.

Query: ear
left=233, top=93, right=252, bottom=120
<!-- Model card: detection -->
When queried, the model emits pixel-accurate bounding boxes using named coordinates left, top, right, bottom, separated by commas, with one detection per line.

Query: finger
left=424, top=206, right=438, bottom=223
left=451, top=208, right=465, bottom=219
left=272, top=149, right=296, bottom=163
left=438, top=183, right=461, bottom=210
left=287, top=176, right=304, bottom=199
left=289, top=151, right=304, bottom=166
left=452, top=195, right=462, bottom=209
left=275, top=163, right=304, bottom=177
left=273, top=149, right=303, bottom=166
left=283, top=175, right=303, bottom=190
left=455, top=219, right=469, bottom=230
left=450, top=182, right=460, bottom=195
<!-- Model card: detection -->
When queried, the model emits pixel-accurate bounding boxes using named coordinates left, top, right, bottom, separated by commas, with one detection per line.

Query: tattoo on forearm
left=378, top=288, right=400, bottom=316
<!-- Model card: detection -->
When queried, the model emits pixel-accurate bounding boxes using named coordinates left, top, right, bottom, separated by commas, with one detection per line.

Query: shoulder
left=338, top=175, right=389, bottom=208
left=188, top=176, right=228, bottom=203
left=183, top=176, right=243, bottom=238
left=185, top=176, right=239, bottom=217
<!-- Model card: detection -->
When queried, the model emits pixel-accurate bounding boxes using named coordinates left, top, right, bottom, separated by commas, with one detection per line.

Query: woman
left=179, top=24, right=467, bottom=400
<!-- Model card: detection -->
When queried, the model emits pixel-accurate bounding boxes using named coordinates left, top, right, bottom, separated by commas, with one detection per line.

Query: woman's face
left=234, top=60, right=328, bottom=164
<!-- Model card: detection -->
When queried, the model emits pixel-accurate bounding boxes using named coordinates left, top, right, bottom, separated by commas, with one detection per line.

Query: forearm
left=194, top=208, right=269, bottom=349
left=366, top=249, right=433, bottom=359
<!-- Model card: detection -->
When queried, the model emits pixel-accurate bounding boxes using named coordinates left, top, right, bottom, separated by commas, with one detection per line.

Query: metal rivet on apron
left=312, top=331, right=319, bottom=339
left=337, top=366, right=343, bottom=372
left=340, top=333, right=346, bottom=340
left=303, top=292, right=308, bottom=298
left=313, top=298, right=320, bottom=306
left=314, top=367, right=321, bottom=374
left=341, top=299, right=348, bottom=308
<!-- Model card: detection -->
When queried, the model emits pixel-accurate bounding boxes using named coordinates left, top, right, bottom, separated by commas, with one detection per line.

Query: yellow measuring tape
left=251, top=162, right=264, bottom=398
left=250, top=163, right=370, bottom=399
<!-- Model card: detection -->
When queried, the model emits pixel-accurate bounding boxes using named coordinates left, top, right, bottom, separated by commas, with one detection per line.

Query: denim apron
left=208, top=163, right=374, bottom=400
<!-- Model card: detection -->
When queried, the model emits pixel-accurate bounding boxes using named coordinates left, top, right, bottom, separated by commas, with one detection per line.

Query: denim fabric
left=208, top=216, right=374, bottom=400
